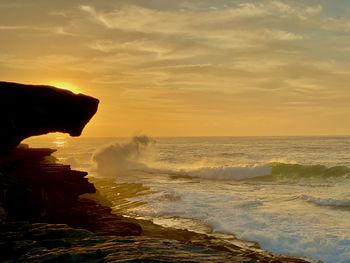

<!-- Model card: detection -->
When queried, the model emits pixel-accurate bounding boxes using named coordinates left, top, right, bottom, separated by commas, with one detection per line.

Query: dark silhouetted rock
left=0, top=147, right=96, bottom=222
left=0, top=81, right=99, bottom=152
left=0, top=222, right=251, bottom=263
left=0, top=146, right=143, bottom=237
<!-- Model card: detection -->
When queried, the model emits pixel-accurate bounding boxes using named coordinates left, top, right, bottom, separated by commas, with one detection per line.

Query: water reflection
left=53, top=136, right=66, bottom=148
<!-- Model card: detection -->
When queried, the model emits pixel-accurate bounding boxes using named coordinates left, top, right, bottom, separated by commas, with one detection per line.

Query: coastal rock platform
left=0, top=146, right=312, bottom=263
left=0, top=222, right=250, bottom=263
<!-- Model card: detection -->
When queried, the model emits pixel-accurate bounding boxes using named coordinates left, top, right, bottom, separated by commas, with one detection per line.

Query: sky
left=1, top=0, right=350, bottom=137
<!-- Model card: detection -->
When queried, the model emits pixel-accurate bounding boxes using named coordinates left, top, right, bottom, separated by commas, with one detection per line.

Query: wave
left=149, top=163, right=350, bottom=182
left=92, top=136, right=350, bottom=182
left=181, top=165, right=271, bottom=180
left=300, top=194, right=350, bottom=208
left=152, top=163, right=350, bottom=183
left=250, top=163, right=350, bottom=182
left=92, top=136, right=155, bottom=177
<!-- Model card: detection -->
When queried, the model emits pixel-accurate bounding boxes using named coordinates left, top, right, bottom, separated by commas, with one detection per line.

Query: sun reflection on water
left=53, top=136, right=66, bottom=148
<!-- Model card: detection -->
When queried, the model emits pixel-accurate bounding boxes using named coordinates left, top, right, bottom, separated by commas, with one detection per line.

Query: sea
left=25, top=135, right=350, bottom=263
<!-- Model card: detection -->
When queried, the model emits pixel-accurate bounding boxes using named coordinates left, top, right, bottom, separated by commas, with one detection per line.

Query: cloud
left=321, top=17, right=350, bottom=33
left=89, top=39, right=172, bottom=57
left=0, top=25, right=29, bottom=30
left=264, top=29, right=303, bottom=40
left=79, top=2, right=307, bottom=42
left=0, top=3, right=28, bottom=9
left=0, top=24, right=73, bottom=36
left=2, top=0, right=350, bottom=135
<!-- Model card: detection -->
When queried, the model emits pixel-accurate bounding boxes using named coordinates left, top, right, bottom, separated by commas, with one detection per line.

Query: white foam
left=92, top=136, right=155, bottom=177
left=138, top=165, right=272, bottom=181
left=301, top=194, right=350, bottom=207
left=186, top=165, right=271, bottom=180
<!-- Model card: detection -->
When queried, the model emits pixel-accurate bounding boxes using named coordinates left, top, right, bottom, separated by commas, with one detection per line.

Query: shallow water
left=25, top=135, right=350, bottom=263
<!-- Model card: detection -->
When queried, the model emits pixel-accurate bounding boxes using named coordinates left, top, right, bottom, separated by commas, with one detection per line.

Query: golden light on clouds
left=1, top=1, right=350, bottom=136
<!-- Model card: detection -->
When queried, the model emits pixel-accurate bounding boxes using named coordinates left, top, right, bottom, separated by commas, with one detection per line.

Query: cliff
left=0, top=81, right=99, bottom=152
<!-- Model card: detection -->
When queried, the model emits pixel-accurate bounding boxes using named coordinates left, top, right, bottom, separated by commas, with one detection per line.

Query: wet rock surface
left=0, top=222, right=250, bottom=263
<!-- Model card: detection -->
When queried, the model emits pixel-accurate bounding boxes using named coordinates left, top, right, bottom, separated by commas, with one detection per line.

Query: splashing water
left=92, top=136, right=155, bottom=177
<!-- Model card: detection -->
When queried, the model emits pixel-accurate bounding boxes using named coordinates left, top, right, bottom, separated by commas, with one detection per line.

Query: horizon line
left=31, top=134, right=350, bottom=139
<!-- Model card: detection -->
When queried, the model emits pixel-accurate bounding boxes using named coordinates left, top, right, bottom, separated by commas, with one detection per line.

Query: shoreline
left=0, top=146, right=317, bottom=262
left=86, top=176, right=317, bottom=263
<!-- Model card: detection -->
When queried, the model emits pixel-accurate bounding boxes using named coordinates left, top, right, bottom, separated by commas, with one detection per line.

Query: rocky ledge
left=0, top=146, right=141, bottom=236
left=0, top=81, right=99, bottom=152
left=1, top=221, right=247, bottom=263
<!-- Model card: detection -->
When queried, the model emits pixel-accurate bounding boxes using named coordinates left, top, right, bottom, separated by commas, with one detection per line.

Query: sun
left=46, top=81, right=81, bottom=94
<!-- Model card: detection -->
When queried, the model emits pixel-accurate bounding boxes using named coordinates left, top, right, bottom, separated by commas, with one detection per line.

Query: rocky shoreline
left=0, top=146, right=314, bottom=262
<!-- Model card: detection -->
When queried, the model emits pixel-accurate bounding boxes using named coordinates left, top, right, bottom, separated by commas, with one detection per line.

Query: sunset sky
left=1, top=0, right=350, bottom=137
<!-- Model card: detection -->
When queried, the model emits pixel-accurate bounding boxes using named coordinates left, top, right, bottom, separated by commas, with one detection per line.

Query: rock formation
left=0, top=146, right=142, bottom=234
left=0, top=81, right=141, bottom=236
left=0, top=81, right=99, bottom=152
left=0, top=222, right=244, bottom=263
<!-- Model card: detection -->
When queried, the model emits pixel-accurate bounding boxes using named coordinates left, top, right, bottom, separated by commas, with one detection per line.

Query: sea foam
left=301, top=194, right=350, bottom=208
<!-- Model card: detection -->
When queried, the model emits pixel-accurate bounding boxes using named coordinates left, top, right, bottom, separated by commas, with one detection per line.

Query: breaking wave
left=92, top=136, right=155, bottom=177
left=158, top=163, right=350, bottom=182
left=300, top=195, right=350, bottom=208
left=92, top=136, right=350, bottom=182
left=173, top=165, right=271, bottom=180
left=251, top=163, right=350, bottom=182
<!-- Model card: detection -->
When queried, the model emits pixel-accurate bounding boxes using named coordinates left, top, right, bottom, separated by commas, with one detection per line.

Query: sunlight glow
left=46, top=81, right=81, bottom=94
